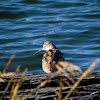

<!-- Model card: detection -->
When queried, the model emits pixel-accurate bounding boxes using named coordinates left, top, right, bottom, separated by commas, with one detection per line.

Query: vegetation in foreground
left=0, top=54, right=99, bottom=100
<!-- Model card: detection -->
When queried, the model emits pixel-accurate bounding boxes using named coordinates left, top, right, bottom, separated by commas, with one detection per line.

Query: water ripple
left=0, top=0, right=100, bottom=73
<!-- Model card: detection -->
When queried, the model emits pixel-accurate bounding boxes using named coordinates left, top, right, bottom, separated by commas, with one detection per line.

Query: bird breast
left=42, top=49, right=64, bottom=72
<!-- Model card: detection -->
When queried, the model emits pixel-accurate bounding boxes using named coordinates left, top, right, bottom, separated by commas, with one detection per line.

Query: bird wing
left=53, top=49, right=65, bottom=62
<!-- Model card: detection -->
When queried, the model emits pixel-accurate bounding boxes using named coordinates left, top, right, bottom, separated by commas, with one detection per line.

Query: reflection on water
left=0, top=0, right=100, bottom=73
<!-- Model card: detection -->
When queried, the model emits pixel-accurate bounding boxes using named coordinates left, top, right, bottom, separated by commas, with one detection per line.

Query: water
left=0, top=0, right=100, bottom=73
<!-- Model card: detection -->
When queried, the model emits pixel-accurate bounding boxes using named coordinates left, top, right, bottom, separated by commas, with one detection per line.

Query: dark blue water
left=0, top=0, right=100, bottom=73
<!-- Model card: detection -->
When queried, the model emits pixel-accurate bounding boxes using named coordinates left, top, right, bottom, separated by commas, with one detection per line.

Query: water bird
left=34, top=41, right=82, bottom=74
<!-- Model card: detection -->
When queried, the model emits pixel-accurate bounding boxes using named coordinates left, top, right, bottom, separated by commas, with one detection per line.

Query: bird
left=34, top=41, right=65, bottom=73
left=34, top=41, right=82, bottom=74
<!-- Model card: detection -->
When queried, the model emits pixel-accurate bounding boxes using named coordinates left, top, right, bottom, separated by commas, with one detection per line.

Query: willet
left=34, top=41, right=82, bottom=74
left=34, top=41, right=64, bottom=73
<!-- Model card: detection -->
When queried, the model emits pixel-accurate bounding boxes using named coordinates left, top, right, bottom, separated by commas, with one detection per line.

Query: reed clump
left=0, top=54, right=99, bottom=100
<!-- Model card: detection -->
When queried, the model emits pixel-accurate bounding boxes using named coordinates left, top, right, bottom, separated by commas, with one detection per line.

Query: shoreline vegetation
left=0, top=54, right=100, bottom=100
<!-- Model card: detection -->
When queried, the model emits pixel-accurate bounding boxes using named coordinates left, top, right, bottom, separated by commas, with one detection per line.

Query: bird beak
left=33, top=48, right=43, bottom=55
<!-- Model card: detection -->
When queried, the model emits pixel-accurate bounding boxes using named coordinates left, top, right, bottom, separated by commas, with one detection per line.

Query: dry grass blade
left=57, top=61, right=83, bottom=74
left=23, top=78, right=51, bottom=100
left=55, top=64, right=75, bottom=83
left=56, top=65, right=75, bottom=84
left=22, top=63, right=68, bottom=100
left=53, top=97, right=57, bottom=100
left=61, top=79, right=71, bottom=87
left=3, top=54, right=15, bottom=74
left=64, top=59, right=99, bottom=100
left=0, top=72, right=14, bottom=77
left=61, top=78, right=82, bottom=97
left=10, top=68, right=27, bottom=100
left=58, top=82, right=63, bottom=100
left=56, top=64, right=81, bottom=96
left=0, top=66, right=20, bottom=100
left=63, top=71, right=82, bottom=96
left=54, top=90, right=59, bottom=96
left=9, top=66, right=20, bottom=100
left=54, top=81, right=63, bottom=100
left=23, top=61, right=82, bottom=100
left=0, top=78, right=4, bottom=82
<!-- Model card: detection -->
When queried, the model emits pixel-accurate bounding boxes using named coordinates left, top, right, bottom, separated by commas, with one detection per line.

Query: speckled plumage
left=34, top=41, right=64, bottom=73
left=42, top=49, right=64, bottom=73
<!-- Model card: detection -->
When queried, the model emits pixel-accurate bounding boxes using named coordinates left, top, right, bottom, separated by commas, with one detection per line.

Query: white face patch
left=43, top=42, right=55, bottom=51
